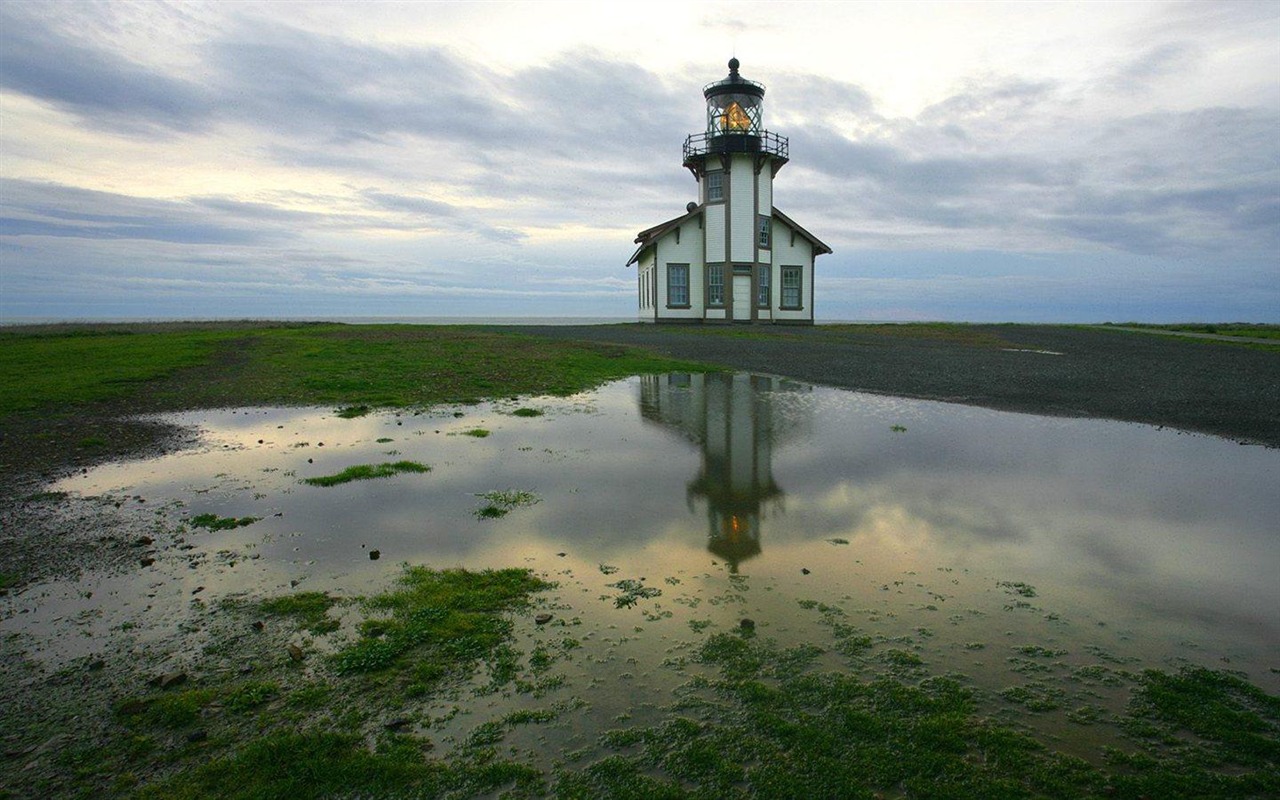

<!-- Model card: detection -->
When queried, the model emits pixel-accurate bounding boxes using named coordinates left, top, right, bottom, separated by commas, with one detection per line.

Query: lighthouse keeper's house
left=627, top=59, right=831, bottom=324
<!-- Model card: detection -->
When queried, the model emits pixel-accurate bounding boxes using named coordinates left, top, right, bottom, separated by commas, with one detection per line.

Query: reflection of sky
left=39, top=376, right=1280, bottom=674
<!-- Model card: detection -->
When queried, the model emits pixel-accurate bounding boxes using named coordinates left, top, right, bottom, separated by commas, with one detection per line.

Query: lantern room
left=683, top=58, right=788, bottom=168
left=705, top=57, right=764, bottom=137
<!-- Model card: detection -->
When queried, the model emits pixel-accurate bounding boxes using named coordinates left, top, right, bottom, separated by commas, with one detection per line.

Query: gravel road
left=499, top=324, right=1280, bottom=448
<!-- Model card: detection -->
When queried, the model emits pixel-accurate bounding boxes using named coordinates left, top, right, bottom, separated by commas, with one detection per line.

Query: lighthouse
left=627, top=58, right=831, bottom=324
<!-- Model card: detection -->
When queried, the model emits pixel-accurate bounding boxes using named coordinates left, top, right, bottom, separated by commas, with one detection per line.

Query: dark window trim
left=706, top=171, right=725, bottom=204
left=666, top=262, right=691, bottom=309
left=706, top=262, right=726, bottom=307
left=780, top=265, right=804, bottom=310
left=756, top=264, right=771, bottom=309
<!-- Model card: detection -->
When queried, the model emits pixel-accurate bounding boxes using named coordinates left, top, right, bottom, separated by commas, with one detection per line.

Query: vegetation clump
left=331, top=567, right=552, bottom=687
left=473, top=489, right=540, bottom=519
left=302, top=461, right=430, bottom=487
left=257, top=592, right=341, bottom=635
left=189, top=513, right=261, bottom=531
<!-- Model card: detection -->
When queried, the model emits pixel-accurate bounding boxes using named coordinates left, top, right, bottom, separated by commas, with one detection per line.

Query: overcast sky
left=2, top=1, right=1277, bottom=322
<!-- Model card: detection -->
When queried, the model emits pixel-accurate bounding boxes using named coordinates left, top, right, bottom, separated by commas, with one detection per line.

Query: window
left=756, top=266, right=770, bottom=308
left=708, top=264, right=724, bottom=306
left=667, top=263, right=690, bottom=307
left=781, top=266, right=802, bottom=309
left=706, top=172, right=723, bottom=202
left=757, top=215, right=771, bottom=248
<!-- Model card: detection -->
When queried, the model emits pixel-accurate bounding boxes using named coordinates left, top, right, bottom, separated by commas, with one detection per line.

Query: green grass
left=473, top=489, right=541, bottom=519
left=257, top=592, right=341, bottom=635
left=20, top=576, right=1280, bottom=800
left=570, top=631, right=1279, bottom=799
left=0, top=327, right=229, bottom=416
left=1104, top=322, right=1280, bottom=340
left=331, top=567, right=552, bottom=687
left=301, top=461, right=431, bottom=487
left=0, top=323, right=710, bottom=420
left=188, top=513, right=261, bottom=531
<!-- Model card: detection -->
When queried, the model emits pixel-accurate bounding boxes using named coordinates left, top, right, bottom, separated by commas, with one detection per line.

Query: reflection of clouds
left=42, top=375, right=1280, bottom=655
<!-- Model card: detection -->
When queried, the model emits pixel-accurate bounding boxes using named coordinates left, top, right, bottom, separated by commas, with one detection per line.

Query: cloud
left=0, top=5, right=215, bottom=134
left=1, top=3, right=1277, bottom=321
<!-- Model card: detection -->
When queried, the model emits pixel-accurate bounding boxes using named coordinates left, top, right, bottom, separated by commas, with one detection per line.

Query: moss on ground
left=301, top=461, right=431, bottom=487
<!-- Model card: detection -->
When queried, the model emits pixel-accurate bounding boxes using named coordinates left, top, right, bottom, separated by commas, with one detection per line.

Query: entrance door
left=732, top=274, right=752, bottom=321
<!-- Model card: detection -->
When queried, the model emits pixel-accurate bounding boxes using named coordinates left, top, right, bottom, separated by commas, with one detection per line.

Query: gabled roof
left=772, top=206, right=833, bottom=255
left=626, top=204, right=704, bottom=266
left=624, top=203, right=832, bottom=267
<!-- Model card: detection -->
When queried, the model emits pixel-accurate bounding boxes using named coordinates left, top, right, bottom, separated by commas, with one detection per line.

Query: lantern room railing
left=682, top=130, right=789, bottom=164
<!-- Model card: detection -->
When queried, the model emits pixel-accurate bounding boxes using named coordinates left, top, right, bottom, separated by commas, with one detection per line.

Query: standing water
left=10, top=372, right=1278, bottom=771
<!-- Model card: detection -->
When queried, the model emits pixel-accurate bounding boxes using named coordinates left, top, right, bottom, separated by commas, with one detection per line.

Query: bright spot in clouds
left=0, top=1, right=1277, bottom=321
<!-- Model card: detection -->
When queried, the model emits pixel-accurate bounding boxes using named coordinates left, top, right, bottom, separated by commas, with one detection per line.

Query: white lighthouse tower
left=628, top=59, right=831, bottom=324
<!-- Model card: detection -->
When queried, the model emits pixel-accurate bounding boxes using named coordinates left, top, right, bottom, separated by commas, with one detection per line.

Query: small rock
left=257, top=439, right=263, bottom=444
left=287, top=644, right=304, bottom=662
left=307, top=458, right=313, bottom=463
left=369, top=550, right=380, bottom=561
left=556, top=552, right=567, bottom=557
left=739, top=618, right=756, bottom=631
left=290, top=579, right=299, bottom=587
left=139, top=557, right=155, bottom=567
left=153, top=671, right=187, bottom=689
left=134, top=536, right=154, bottom=547
left=186, top=729, right=208, bottom=743
left=535, top=613, right=553, bottom=625
left=251, top=620, right=265, bottom=632
left=191, top=586, right=204, bottom=596
left=801, top=568, right=811, bottom=575
left=384, top=718, right=412, bottom=731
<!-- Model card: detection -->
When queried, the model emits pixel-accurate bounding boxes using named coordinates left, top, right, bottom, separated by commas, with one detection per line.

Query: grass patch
left=302, top=461, right=430, bottom=487
left=257, top=592, right=340, bottom=635
left=461, top=428, right=490, bottom=438
left=473, top=489, right=541, bottom=519
left=331, top=566, right=552, bottom=684
left=335, top=405, right=371, bottom=418
left=136, top=730, right=542, bottom=800
left=511, top=407, right=544, bottom=417
left=188, top=513, right=261, bottom=531
left=1104, top=322, right=1280, bottom=340
left=0, top=327, right=230, bottom=417
left=573, top=631, right=1279, bottom=799
left=0, top=322, right=708, bottom=421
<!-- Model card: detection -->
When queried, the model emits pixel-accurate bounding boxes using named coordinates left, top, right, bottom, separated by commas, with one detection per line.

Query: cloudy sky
left=1, top=1, right=1277, bottom=322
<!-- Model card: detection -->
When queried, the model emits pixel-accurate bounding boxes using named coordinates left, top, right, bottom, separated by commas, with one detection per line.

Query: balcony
left=683, top=130, right=789, bottom=166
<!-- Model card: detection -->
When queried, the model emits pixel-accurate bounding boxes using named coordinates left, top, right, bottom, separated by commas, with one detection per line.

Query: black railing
left=683, top=130, right=789, bottom=163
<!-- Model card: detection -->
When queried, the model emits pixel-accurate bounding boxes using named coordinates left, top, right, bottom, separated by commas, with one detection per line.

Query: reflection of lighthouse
left=640, top=372, right=810, bottom=571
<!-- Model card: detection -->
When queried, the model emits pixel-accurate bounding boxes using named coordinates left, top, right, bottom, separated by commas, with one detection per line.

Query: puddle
left=6, top=372, right=1278, bottom=763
